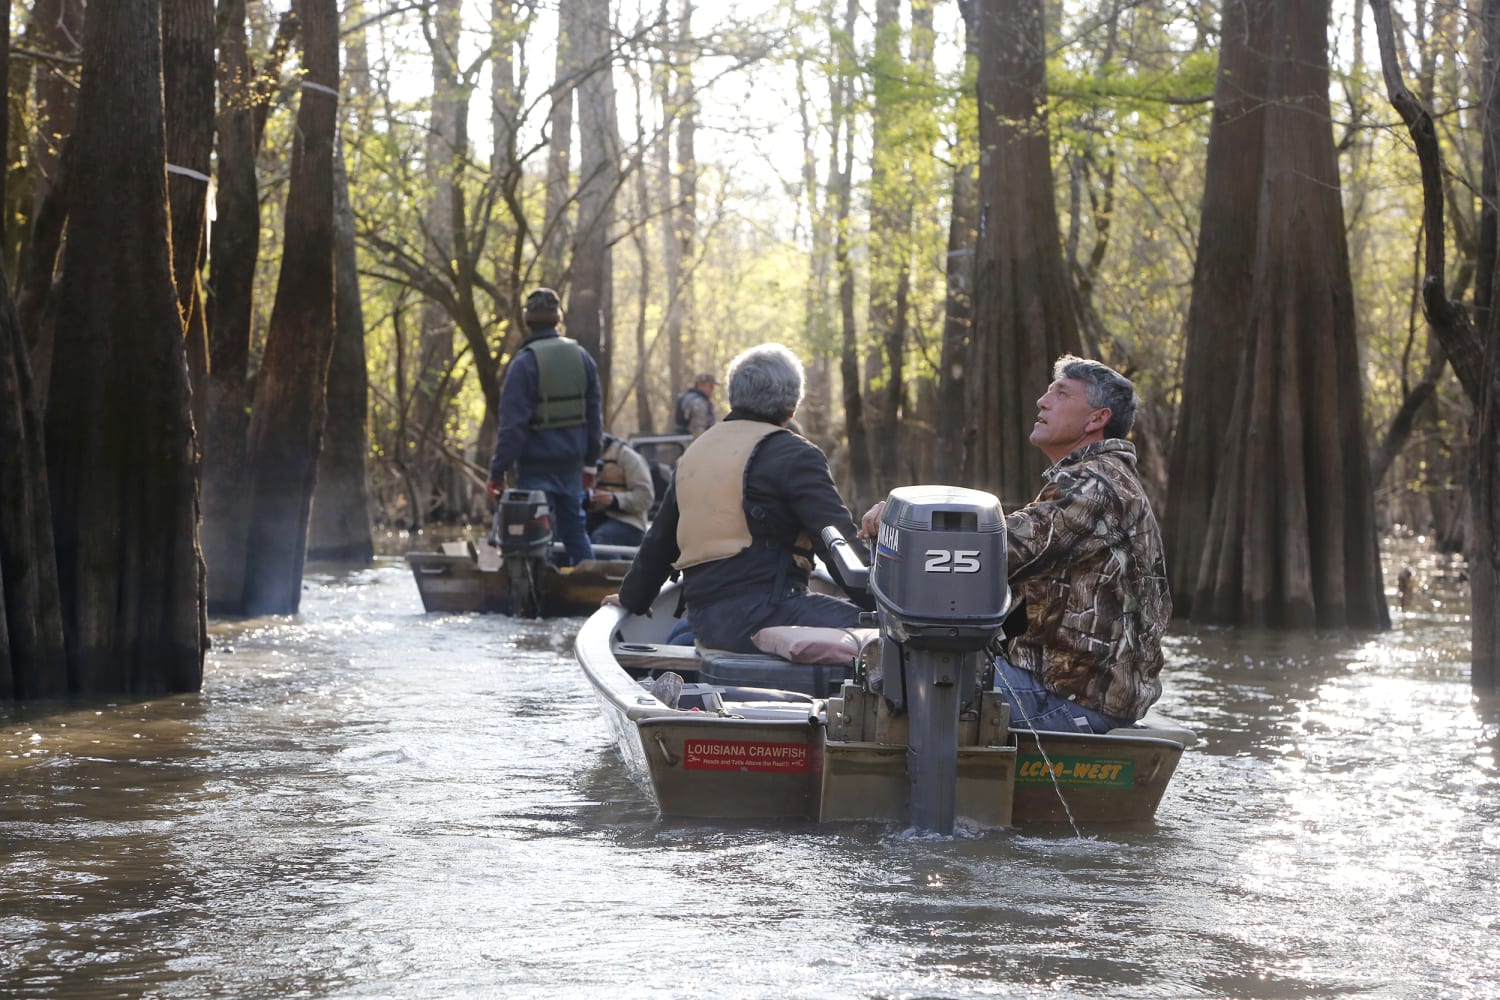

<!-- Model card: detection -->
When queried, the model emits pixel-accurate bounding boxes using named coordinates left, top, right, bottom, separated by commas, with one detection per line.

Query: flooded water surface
left=2, top=544, right=1497, bottom=998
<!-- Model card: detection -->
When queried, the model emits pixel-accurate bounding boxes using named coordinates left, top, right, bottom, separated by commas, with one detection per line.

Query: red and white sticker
left=683, top=739, right=809, bottom=773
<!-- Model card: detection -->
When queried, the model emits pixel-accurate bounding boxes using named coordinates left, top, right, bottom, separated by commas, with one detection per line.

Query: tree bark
left=164, top=0, right=215, bottom=434
left=1372, top=0, right=1500, bottom=688
left=0, top=1, right=68, bottom=700
left=15, top=0, right=84, bottom=387
left=865, top=0, right=912, bottom=493
left=1193, top=0, right=1387, bottom=629
left=239, top=0, right=339, bottom=615
left=970, top=0, right=1082, bottom=508
left=307, top=134, right=375, bottom=564
left=830, top=0, right=872, bottom=507
left=1163, top=0, right=1271, bottom=615
left=671, top=0, right=697, bottom=405
left=570, top=0, right=620, bottom=392
left=937, top=0, right=979, bottom=484
left=540, top=0, right=578, bottom=283
left=411, top=0, right=463, bottom=525
left=201, top=0, right=259, bottom=612
left=43, top=0, right=205, bottom=694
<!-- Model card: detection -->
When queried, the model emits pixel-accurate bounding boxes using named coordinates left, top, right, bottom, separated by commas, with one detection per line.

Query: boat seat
left=696, top=648, right=853, bottom=698
left=1109, top=713, right=1198, bottom=748
left=441, top=540, right=477, bottom=558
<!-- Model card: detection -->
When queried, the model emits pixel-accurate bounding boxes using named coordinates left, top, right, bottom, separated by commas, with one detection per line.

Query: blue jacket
left=488, top=328, right=603, bottom=491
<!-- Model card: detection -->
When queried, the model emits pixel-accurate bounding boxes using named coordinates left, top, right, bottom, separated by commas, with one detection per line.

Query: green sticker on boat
left=1016, top=754, right=1133, bottom=788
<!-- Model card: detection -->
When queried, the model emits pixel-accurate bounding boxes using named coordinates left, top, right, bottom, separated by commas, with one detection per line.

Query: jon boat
left=407, top=539, right=637, bottom=616
left=407, top=488, right=637, bottom=616
left=410, top=434, right=695, bottom=616
left=575, top=485, right=1196, bottom=832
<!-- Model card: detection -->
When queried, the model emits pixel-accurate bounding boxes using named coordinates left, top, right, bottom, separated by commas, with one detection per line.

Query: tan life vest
left=673, top=420, right=782, bottom=570
left=597, top=437, right=627, bottom=492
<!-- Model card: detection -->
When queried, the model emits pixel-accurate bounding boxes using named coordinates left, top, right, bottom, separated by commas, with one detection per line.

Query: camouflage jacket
left=1002, top=439, right=1170, bottom=722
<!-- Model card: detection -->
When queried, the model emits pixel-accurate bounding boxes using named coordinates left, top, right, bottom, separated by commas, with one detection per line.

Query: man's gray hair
left=1054, top=354, right=1137, bottom=438
left=726, top=342, right=805, bottom=423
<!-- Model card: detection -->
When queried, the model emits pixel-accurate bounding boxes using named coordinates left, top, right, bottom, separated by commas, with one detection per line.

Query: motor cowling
left=490, top=488, right=555, bottom=556
left=869, top=486, right=1012, bottom=650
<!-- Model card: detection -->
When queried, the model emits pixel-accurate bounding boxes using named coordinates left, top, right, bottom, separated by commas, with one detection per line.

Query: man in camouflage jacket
left=997, top=355, right=1169, bottom=730
left=861, top=355, right=1169, bottom=732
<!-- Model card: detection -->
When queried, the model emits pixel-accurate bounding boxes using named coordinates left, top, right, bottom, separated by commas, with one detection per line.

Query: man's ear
left=1087, top=407, right=1112, bottom=433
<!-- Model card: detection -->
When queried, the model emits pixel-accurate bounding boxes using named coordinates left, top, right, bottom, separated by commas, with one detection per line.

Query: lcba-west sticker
left=1016, top=754, right=1134, bottom=788
left=683, top=739, right=809, bottom=773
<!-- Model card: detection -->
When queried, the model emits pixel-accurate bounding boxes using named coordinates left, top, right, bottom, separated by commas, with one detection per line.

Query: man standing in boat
left=672, top=372, right=718, bottom=438
left=486, top=287, right=602, bottom=566
left=611, top=343, right=867, bottom=651
left=861, top=355, right=1170, bottom=733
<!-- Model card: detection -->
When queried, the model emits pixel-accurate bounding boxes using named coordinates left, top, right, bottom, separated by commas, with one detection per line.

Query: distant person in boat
left=672, top=372, right=718, bottom=438
left=587, top=433, right=654, bottom=547
left=860, top=354, right=1170, bottom=733
left=486, top=287, right=602, bottom=566
left=609, top=342, right=868, bottom=651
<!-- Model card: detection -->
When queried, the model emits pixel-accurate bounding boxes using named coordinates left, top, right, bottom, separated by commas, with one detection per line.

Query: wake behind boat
left=575, top=485, right=1195, bottom=831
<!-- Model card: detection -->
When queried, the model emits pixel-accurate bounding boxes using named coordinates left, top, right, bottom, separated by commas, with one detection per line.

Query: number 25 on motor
left=924, top=549, right=980, bottom=573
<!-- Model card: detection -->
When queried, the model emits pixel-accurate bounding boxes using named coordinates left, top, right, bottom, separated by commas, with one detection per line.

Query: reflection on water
left=2, top=548, right=1497, bottom=999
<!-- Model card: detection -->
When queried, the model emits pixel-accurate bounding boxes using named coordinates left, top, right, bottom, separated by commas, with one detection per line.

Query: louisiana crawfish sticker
left=683, top=739, right=809, bottom=773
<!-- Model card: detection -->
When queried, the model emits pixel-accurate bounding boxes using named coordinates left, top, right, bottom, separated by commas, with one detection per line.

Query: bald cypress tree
left=240, top=0, right=340, bottom=614
left=970, top=0, right=1082, bottom=508
left=44, top=0, right=205, bottom=693
left=1189, top=0, right=1387, bottom=628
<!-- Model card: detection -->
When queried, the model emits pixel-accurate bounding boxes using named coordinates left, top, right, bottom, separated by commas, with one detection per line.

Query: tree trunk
left=831, top=0, right=873, bottom=507
left=491, top=0, right=518, bottom=176
left=0, top=3, right=68, bottom=700
left=43, top=0, right=205, bottom=694
left=163, top=0, right=215, bottom=434
left=797, top=38, right=833, bottom=444
left=971, top=0, right=1081, bottom=509
left=571, top=0, right=620, bottom=393
left=671, top=0, right=697, bottom=403
left=201, top=0, right=259, bottom=612
left=307, top=135, right=375, bottom=564
left=0, top=269, right=66, bottom=700
left=658, top=0, right=687, bottom=413
left=937, top=0, right=979, bottom=484
left=240, top=0, right=339, bottom=615
left=1474, top=0, right=1500, bottom=690
left=1193, top=0, right=1387, bottom=629
left=865, top=0, right=911, bottom=494
left=1373, top=0, right=1500, bottom=686
left=540, top=0, right=577, bottom=283
left=412, top=0, right=462, bottom=525
left=15, top=0, right=83, bottom=368
left=1163, top=0, right=1271, bottom=615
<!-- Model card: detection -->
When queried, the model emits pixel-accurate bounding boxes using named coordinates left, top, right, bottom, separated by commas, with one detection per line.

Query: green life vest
left=523, top=334, right=588, bottom=429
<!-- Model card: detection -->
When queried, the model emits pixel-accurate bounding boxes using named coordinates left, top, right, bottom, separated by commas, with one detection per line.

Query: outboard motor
left=489, top=488, right=554, bottom=616
left=867, top=486, right=1011, bottom=833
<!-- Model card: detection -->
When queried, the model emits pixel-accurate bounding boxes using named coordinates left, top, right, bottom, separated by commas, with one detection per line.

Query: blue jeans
left=546, top=490, right=594, bottom=566
left=991, top=657, right=1128, bottom=734
left=590, top=518, right=644, bottom=547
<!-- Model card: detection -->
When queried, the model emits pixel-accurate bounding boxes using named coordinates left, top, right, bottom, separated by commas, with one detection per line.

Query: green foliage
left=158, top=0, right=1476, bottom=534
